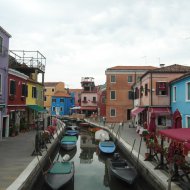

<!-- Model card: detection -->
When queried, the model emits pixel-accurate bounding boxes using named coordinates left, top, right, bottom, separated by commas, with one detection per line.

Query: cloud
left=1, top=0, right=190, bottom=88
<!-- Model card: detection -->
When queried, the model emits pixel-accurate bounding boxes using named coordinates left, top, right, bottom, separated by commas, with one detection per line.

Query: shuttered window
left=156, top=82, right=168, bottom=95
left=10, top=80, right=16, bottom=95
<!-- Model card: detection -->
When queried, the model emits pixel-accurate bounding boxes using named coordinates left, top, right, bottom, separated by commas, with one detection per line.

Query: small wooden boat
left=65, top=130, right=79, bottom=136
left=60, top=136, right=77, bottom=150
left=99, top=141, right=116, bottom=154
left=44, top=161, right=74, bottom=190
left=59, top=147, right=77, bottom=160
left=95, top=129, right=109, bottom=141
left=107, top=153, right=138, bottom=185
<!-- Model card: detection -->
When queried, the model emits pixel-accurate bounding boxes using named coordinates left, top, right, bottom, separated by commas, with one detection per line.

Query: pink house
left=132, top=64, right=190, bottom=129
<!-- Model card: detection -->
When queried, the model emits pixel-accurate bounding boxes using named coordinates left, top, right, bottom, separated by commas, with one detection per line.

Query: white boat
left=95, top=129, right=109, bottom=141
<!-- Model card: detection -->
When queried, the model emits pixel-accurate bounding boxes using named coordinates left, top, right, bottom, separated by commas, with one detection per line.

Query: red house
left=8, top=69, right=28, bottom=134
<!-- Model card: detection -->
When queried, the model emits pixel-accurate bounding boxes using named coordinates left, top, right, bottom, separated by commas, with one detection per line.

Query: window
left=26, top=85, right=28, bottom=97
left=44, top=96, right=47, bottom=101
left=158, top=116, right=166, bottom=126
left=32, top=86, right=37, bottom=98
left=110, top=108, right=116, bottom=117
left=60, top=98, right=64, bottom=103
left=52, top=107, right=55, bottom=112
left=10, top=80, right=16, bottom=95
left=128, top=75, right=133, bottom=83
left=134, top=87, right=139, bottom=99
left=173, top=86, right=176, bottom=102
left=110, top=91, right=116, bottom=100
left=136, top=76, right=141, bottom=82
left=52, top=88, right=54, bottom=92
left=186, top=116, right=190, bottom=128
left=44, top=88, right=47, bottom=92
left=128, top=91, right=134, bottom=100
left=52, top=98, right=56, bottom=103
left=60, top=107, right=63, bottom=112
left=0, top=74, right=2, bottom=95
left=156, top=82, right=168, bottom=95
left=83, top=97, right=87, bottom=102
left=145, top=84, right=148, bottom=96
left=186, top=82, right=190, bottom=101
left=92, top=97, right=96, bottom=102
left=0, top=36, right=3, bottom=53
left=21, top=83, right=27, bottom=96
left=110, top=75, right=116, bottom=83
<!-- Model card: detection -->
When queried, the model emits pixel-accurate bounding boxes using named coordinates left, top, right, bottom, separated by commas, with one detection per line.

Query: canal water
left=33, top=127, right=155, bottom=190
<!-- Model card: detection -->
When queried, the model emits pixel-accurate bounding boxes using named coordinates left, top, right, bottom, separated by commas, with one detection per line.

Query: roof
left=170, top=72, right=190, bottom=84
left=69, top=89, right=82, bottom=93
left=150, top=64, right=190, bottom=73
left=53, top=91, right=71, bottom=97
left=44, top=82, right=60, bottom=87
left=0, top=26, right=11, bottom=38
left=107, top=66, right=157, bottom=71
left=141, top=64, right=190, bottom=79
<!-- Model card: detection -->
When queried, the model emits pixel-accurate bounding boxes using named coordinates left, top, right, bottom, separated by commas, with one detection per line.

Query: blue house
left=51, top=91, right=75, bottom=116
left=170, top=73, right=190, bottom=128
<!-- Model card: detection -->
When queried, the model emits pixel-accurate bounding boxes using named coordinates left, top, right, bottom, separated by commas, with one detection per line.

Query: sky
left=1, top=0, right=190, bottom=88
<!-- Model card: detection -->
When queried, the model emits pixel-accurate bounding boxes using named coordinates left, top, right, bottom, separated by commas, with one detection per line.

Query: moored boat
left=44, top=161, right=74, bottom=190
left=60, top=136, right=78, bottom=150
left=99, top=141, right=116, bottom=154
left=65, top=130, right=79, bottom=136
left=107, top=153, right=138, bottom=185
left=95, top=129, right=109, bottom=141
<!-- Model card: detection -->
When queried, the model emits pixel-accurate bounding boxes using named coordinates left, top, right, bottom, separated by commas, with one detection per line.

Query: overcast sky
left=1, top=0, right=190, bottom=88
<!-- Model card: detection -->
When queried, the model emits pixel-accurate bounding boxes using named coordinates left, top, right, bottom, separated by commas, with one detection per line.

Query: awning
left=149, top=107, right=170, bottom=115
left=27, top=105, right=47, bottom=113
left=70, top=106, right=81, bottom=110
left=131, top=107, right=145, bottom=116
left=80, top=106, right=97, bottom=111
left=159, top=128, right=190, bottom=143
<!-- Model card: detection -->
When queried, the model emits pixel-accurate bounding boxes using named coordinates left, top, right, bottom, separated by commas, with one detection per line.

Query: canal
left=32, top=126, right=155, bottom=190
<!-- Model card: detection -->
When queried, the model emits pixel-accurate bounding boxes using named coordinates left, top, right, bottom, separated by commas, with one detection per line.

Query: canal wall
left=7, top=121, right=65, bottom=190
left=86, top=119, right=181, bottom=190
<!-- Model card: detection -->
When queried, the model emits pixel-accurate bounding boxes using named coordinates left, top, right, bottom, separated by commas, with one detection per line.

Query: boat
left=44, top=161, right=74, bottom=190
left=65, top=129, right=79, bottom=136
left=59, top=147, right=77, bottom=160
left=95, top=129, right=109, bottom=141
left=99, top=141, right=116, bottom=154
left=60, top=136, right=78, bottom=150
left=107, top=153, right=138, bottom=185
left=66, top=125, right=80, bottom=131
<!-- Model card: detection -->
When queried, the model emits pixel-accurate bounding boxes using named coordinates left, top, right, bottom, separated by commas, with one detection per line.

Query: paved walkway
left=0, top=131, right=36, bottom=190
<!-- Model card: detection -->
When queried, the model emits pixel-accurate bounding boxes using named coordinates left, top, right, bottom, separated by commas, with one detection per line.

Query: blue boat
left=99, top=141, right=116, bottom=154
left=65, top=129, right=79, bottom=136
left=60, top=136, right=78, bottom=150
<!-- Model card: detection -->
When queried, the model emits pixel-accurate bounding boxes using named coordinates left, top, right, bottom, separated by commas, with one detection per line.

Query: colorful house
left=51, top=91, right=75, bottom=116
left=80, top=77, right=98, bottom=116
left=105, top=66, right=157, bottom=123
left=7, top=69, right=28, bottom=135
left=44, top=82, right=67, bottom=113
left=170, top=73, right=190, bottom=128
left=0, top=26, right=11, bottom=139
left=132, top=64, right=190, bottom=129
left=9, top=50, right=46, bottom=129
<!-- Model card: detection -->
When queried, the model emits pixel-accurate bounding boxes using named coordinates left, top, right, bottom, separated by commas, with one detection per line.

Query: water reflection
left=34, top=127, right=153, bottom=190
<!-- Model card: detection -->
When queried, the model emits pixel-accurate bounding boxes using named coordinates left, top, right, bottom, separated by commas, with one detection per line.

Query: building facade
left=105, top=66, right=157, bottom=123
left=0, top=27, right=11, bottom=140
left=170, top=73, right=190, bottom=128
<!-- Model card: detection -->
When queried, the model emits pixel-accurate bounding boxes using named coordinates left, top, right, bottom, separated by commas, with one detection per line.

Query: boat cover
left=61, top=136, right=77, bottom=142
left=100, top=141, right=114, bottom=147
left=49, top=162, right=72, bottom=174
